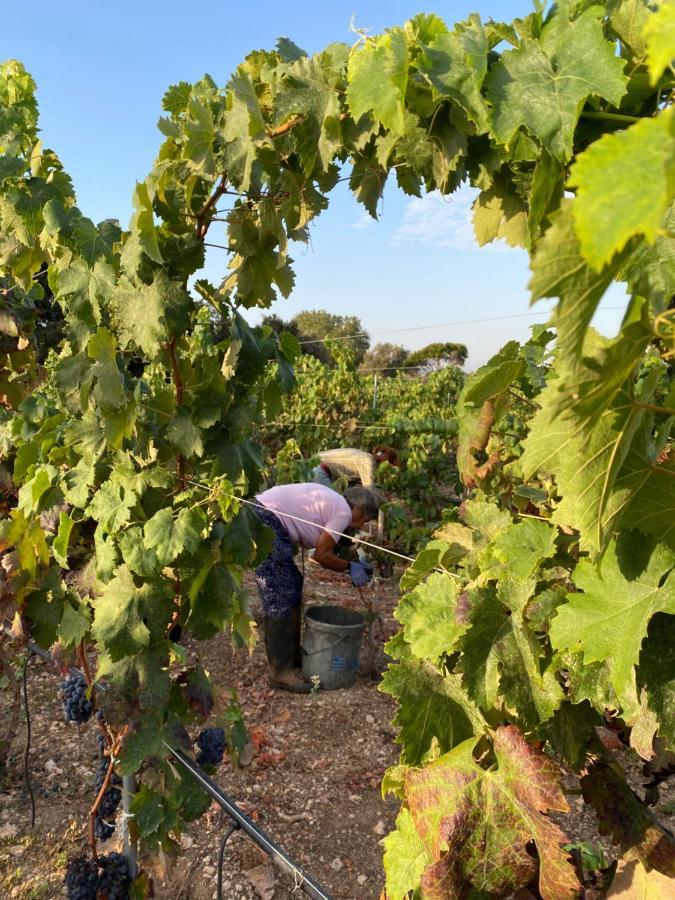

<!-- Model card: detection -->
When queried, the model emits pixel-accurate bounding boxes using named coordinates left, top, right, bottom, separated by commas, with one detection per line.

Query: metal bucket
left=302, top=605, right=365, bottom=690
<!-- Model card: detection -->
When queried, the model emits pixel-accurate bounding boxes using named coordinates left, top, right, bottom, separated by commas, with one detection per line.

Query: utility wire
left=295, top=308, right=626, bottom=347
left=22, top=653, right=36, bottom=828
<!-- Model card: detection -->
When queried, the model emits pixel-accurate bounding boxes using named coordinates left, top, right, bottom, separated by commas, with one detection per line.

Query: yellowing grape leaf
left=383, top=727, right=579, bottom=900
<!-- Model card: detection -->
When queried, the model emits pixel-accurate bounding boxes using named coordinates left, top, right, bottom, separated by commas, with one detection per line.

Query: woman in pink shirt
left=253, top=484, right=380, bottom=692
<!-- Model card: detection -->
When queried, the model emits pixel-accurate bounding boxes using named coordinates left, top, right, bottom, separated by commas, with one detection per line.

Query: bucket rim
left=304, top=604, right=365, bottom=630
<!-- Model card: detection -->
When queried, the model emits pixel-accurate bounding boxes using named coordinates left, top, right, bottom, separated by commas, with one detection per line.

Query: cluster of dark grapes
left=94, top=756, right=122, bottom=841
left=64, top=855, right=98, bottom=900
left=60, top=671, right=94, bottom=723
left=196, top=727, right=226, bottom=766
left=64, top=852, right=131, bottom=900
left=97, top=852, right=131, bottom=899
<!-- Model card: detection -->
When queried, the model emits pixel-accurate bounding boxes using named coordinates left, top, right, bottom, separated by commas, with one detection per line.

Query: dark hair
left=372, top=445, right=399, bottom=467
left=344, top=486, right=380, bottom=520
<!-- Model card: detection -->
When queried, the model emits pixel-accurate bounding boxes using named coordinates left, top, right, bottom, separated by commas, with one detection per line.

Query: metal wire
left=21, top=653, right=36, bottom=828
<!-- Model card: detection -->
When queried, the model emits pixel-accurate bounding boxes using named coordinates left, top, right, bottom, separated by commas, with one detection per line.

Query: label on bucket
left=332, top=656, right=347, bottom=671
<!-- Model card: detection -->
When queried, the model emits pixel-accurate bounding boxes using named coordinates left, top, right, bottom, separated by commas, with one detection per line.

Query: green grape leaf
left=166, top=408, right=204, bottom=458
left=550, top=535, right=675, bottom=713
left=395, top=571, right=467, bottom=664
left=222, top=72, right=266, bottom=191
left=486, top=6, right=627, bottom=161
left=460, top=585, right=562, bottom=725
left=472, top=170, right=528, bottom=248
left=639, top=614, right=675, bottom=750
left=94, top=527, right=119, bottom=582
left=569, top=110, right=675, bottom=271
left=57, top=599, right=91, bottom=647
left=492, top=519, right=557, bottom=580
left=52, top=511, right=74, bottom=568
left=92, top=565, right=172, bottom=661
left=393, top=727, right=579, bottom=899
left=109, top=276, right=166, bottom=357
left=129, top=785, right=165, bottom=837
left=143, top=507, right=204, bottom=567
left=118, top=720, right=168, bottom=775
left=418, top=14, right=489, bottom=129
left=645, top=0, right=675, bottom=85
left=89, top=479, right=136, bottom=534
left=162, top=81, right=191, bottom=114
left=380, top=655, right=484, bottom=765
left=274, top=54, right=342, bottom=175
left=382, top=807, right=429, bottom=900
left=529, top=202, right=622, bottom=361
left=347, top=30, right=409, bottom=134
left=540, top=700, right=601, bottom=772
left=119, top=526, right=160, bottom=578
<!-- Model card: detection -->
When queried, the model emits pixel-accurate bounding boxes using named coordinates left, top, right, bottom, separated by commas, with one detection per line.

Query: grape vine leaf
left=486, top=6, right=627, bottom=161
left=110, top=275, right=168, bottom=357
left=89, top=479, right=136, bottom=534
left=57, top=599, right=91, bottom=647
left=550, top=535, right=675, bottom=714
left=418, top=14, right=489, bottom=129
left=472, top=171, right=528, bottom=248
left=580, top=759, right=675, bottom=874
left=166, top=408, right=204, bottom=458
left=492, top=519, right=557, bottom=580
left=395, top=571, right=467, bottom=664
left=347, top=30, right=409, bottom=134
left=380, top=655, right=484, bottom=765
left=639, top=614, right=675, bottom=749
left=92, top=565, right=173, bottom=661
left=385, top=727, right=579, bottom=899
left=569, top=110, right=675, bottom=270
left=274, top=53, right=343, bottom=175
left=143, top=507, right=204, bottom=567
left=645, top=0, right=675, bottom=85
left=460, top=585, right=563, bottom=726
left=130, top=181, right=163, bottom=264
left=382, top=806, right=429, bottom=900
left=608, top=856, right=675, bottom=898
left=119, top=526, right=160, bottom=578
left=52, top=511, right=74, bottom=568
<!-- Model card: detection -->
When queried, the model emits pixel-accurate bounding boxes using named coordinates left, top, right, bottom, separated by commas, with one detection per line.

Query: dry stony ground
left=1, top=562, right=673, bottom=899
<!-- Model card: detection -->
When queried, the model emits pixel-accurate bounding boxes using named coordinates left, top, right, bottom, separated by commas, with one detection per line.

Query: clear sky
left=2, top=1, right=625, bottom=368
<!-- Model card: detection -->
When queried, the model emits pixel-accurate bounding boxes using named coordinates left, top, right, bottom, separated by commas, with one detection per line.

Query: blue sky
left=2, top=1, right=625, bottom=368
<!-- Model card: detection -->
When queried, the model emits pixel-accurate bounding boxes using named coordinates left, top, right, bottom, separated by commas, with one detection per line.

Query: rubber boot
left=264, top=613, right=311, bottom=693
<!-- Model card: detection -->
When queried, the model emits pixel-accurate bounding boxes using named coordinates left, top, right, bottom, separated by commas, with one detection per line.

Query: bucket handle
left=301, top=631, right=354, bottom=658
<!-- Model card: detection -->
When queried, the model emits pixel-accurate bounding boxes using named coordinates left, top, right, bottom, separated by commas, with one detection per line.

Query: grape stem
left=88, top=729, right=127, bottom=860
left=79, top=641, right=112, bottom=749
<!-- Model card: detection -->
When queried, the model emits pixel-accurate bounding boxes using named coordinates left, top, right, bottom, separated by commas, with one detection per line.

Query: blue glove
left=349, top=561, right=372, bottom=587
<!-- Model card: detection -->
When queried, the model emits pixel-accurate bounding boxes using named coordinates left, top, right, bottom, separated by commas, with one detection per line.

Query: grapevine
left=0, top=0, right=672, bottom=896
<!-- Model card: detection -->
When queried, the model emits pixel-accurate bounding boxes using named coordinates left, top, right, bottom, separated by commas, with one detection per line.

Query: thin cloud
left=350, top=211, right=375, bottom=230
left=391, top=185, right=514, bottom=252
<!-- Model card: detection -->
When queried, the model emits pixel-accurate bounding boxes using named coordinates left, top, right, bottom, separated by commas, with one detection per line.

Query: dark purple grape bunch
left=64, top=851, right=131, bottom=900
left=94, top=756, right=122, bottom=841
left=60, top=671, right=94, bottom=723
left=97, top=852, right=131, bottom=899
left=64, top=855, right=99, bottom=900
left=196, top=727, right=226, bottom=767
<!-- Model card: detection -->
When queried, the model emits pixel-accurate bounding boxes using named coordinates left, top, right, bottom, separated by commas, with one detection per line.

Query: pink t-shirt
left=256, top=483, right=352, bottom=548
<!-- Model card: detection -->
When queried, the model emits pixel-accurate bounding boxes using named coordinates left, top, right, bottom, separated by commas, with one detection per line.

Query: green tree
left=261, top=312, right=331, bottom=364
left=291, top=309, right=370, bottom=365
left=405, top=341, right=468, bottom=372
left=359, top=342, right=410, bottom=375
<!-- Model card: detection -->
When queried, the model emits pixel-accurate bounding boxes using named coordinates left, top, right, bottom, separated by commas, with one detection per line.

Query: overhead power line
left=296, top=307, right=625, bottom=346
